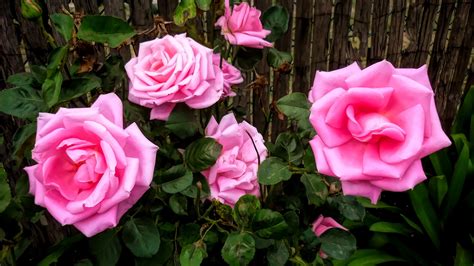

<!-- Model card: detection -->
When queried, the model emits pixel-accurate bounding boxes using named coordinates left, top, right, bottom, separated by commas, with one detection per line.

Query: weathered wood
left=130, top=0, right=155, bottom=51
left=369, top=0, right=389, bottom=65
left=271, top=0, right=293, bottom=141
left=252, top=0, right=272, bottom=136
left=311, top=0, right=332, bottom=73
left=386, top=0, right=406, bottom=66
left=104, top=0, right=131, bottom=62
left=44, top=0, right=69, bottom=45
left=428, top=0, right=456, bottom=85
left=349, top=0, right=370, bottom=67
left=72, top=0, right=98, bottom=14
left=157, top=1, right=178, bottom=20
left=14, top=0, right=49, bottom=65
left=0, top=0, right=24, bottom=87
left=400, top=0, right=438, bottom=67
left=293, top=0, right=313, bottom=92
left=433, top=1, right=473, bottom=130
left=329, top=0, right=352, bottom=70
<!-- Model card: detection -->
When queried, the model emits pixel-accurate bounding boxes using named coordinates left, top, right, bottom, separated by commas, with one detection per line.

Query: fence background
left=1, top=0, right=473, bottom=139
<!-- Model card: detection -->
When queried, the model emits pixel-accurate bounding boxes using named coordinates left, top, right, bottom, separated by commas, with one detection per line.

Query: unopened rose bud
left=21, top=0, right=43, bottom=20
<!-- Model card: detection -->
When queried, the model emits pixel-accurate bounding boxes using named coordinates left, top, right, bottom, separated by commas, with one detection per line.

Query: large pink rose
left=202, top=113, right=267, bottom=207
left=215, top=0, right=272, bottom=49
left=308, top=60, right=451, bottom=203
left=212, top=53, right=243, bottom=97
left=125, top=34, right=225, bottom=120
left=24, top=93, right=158, bottom=237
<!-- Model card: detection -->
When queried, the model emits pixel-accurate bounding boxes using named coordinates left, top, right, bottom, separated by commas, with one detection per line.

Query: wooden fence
left=1, top=0, right=473, bottom=139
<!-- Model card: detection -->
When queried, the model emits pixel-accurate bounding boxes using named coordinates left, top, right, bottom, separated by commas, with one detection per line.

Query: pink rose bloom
left=125, top=34, right=224, bottom=120
left=202, top=113, right=267, bottom=207
left=24, top=93, right=158, bottom=237
left=212, top=53, right=243, bottom=97
left=312, top=215, right=348, bottom=259
left=215, top=0, right=272, bottom=49
left=308, top=60, right=451, bottom=203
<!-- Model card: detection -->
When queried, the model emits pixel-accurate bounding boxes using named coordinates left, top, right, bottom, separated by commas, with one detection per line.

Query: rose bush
left=308, top=60, right=451, bottom=203
left=202, top=113, right=267, bottom=207
left=24, top=93, right=158, bottom=237
left=312, top=215, right=349, bottom=258
left=215, top=0, right=272, bottom=49
left=125, top=34, right=226, bottom=120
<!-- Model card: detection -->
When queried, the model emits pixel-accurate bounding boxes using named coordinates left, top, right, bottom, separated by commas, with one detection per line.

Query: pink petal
left=341, top=181, right=382, bottom=204
left=371, top=160, right=426, bottom=192
left=91, top=93, right=124, bottom=128
left=150, top=103, right=176, bottom=121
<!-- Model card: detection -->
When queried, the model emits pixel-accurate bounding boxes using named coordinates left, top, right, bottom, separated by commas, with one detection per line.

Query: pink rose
left=308, top=60, right=451, bottom=203
left=215, top=0, right=272, bottom=49
left=212, top=53, right=243, bottom=97
left=24, top=93, right=158, bottom=237
left=125, top=34, right=224, bottom=120
left=312, top=215, right=348, bottom=258
left=202, top=113, right=267, bottom=207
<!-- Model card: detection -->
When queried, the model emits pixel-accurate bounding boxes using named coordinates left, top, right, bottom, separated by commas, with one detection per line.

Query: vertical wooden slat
left=293, top=0, right=313, bottom=92
left=104, top=0, right=131, bottom=62
left=369, top=0, right=390, bottom=65
left=428, top=0, right=456, bottom=84
left=329, top=0, right=352, bottom=70
left=0, top=0, right=24, bottom=87
left=130, top=0, right=155, bottom=50
left=271, top=0, right=294, bottom=140
left=350, top=0, right=370, bottom=67
left=311, top=0, right=332, bottom=74
left=433, top=1, right=473, bottom=130
left=400, top=0, right=438, bottom=67
left=252, top=0, right=271, bottom=136
left=44, top=0, right=69, bottom=45
left=14, top=0, right=49, bottom=65
left=386, top=0, right=406, bottom=66
left=157, top=1, right=178, bottom=20
left=72, top=0, right=98, bottom=14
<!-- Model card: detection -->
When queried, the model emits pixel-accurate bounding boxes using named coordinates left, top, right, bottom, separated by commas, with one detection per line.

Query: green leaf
left=276, top=93, right=311, bottom=129
left=74, top=259, right=93, bottom=266
left=428, top=175, right=448, bottom=208
left=331, top=196, right=365, bottom=221
left=159, top=165, right=194, bottom=194
left=165, top=104, right=199, bottom=139
left=454, top=243, right=473, bottom=266
left=0, top=86, right=46, bottom=119
left=429, top=149, right=452, bottom=177
left=320, top=229, right=356, bottom=260
left=180, top=241, right=208, bottom=266
left=178, top=223, right=201, bottom=246
left=42, top=71, right=63, bottom=108
left=233, top=194, right=261, bottom=228
left=409, top=183, right=441, bottom=249
left=77, top=15, right=135, bottom=48
left=344, top=249, right=405, bottom=266
left=38, top=234, right=83, bottom=266
left=195, top=0, right=211, bottom=11
left=184, top=138, right=222, bottom=172
left=399, top=214, right=423, bottom=234
left=252, top=209, right=289, bottom=239
left=47, top=46, right=69, bottom=75
left=267, top=240, right=289, bottom=266
left=135, top=240, right=173, bottom=266
left=169, top=194, right=188, bottom=215
left=271, top=132, right=304, bottom=164
left=300, top=174, right=328, bottom=207
left=369, top=222, right=413, bottom=236
left=221, top=232, right=256, bottom=266
left=59, top=77, right=101, bottom=103
left=303, top=148, right=316, bottom=171
left=31, top=65, right=47, bottom=84
left=50, top=13, right=74, bottom=41
left=89, top=230, right=122, bottom=266
left=356, top=197, right=401, bottom=212
left=12, top=123, right=36, bottom=156
left=173, top=0, right=197, bottom=26
left=443, top=142, right=469, bottom=220
left=0, top=164, right=11, bottom=213
left=267, top=48, right=292, bottom=69
left=122, top=218, right=161, bottom=257
left=235, top=47, right=263, bottom=71
left=452, top=86, right=473, bottom=136
left=257, top=157, right=292, bottom=185
left=7, top=72, right=36, bottom=87
left=261, top=5, right=290, bottom=42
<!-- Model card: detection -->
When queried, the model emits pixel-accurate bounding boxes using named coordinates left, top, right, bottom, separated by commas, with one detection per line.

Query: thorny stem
left=39, top=19, right=57, bottom=48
